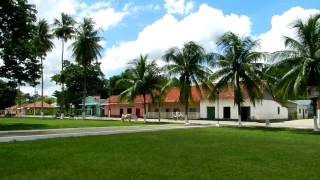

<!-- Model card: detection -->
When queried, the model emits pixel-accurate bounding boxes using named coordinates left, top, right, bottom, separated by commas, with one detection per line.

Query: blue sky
left=82, top=0, right=320, bottom=50
left=26, top=0, right=320, bottom=95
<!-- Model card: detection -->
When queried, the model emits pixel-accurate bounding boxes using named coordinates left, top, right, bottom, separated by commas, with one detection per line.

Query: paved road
left=0, top=124, right=208, bottom=143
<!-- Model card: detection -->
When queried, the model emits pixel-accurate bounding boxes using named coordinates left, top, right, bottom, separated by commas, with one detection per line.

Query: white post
left=238, top=115, right=242, bottom=127
left=313, top=115, right=319, bottom=131
left=266, top=119, right=270, bottom=127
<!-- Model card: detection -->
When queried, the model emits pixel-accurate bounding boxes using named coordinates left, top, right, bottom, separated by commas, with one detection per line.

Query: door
left=136, top=108, right=140, bottom=117
left=207, top=107, right=215, bottom=120
left=241, top=107, right=250, bottom=121
left=120, top=109, right=123, bottom=117
left=223, top=107, right=231, bottom=119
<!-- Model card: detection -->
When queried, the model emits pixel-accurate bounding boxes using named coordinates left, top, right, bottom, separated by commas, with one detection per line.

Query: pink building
left=104, top=95, right=152, bottom=118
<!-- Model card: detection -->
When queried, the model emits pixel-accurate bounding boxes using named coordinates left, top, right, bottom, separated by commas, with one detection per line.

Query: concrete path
left=0, top=124, right=208, bottom=143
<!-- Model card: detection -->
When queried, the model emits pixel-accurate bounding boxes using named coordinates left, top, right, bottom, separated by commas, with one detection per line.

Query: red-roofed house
left=104, top=95, right=152, bottom=118
left=103, top=85, right=288, bottom=121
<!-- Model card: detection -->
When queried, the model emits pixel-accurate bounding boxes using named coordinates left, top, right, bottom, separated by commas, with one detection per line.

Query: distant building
left=82, top=96, right=105, bottom=116
left=5, top=101, right=54, bottom=116
left=104, top=95, right=152, bottom=118
left=286, top=100, right=310, bottom=120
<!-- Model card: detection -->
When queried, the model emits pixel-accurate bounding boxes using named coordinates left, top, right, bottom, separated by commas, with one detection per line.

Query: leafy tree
left=108, top=70, right=132, bottom=95
left=163, top=41, right=210, bottom=124
left=33, top=19, right=54, bottom=116
left=119, top=54, right=162, bottom=122
left=208, top=32, right=265, bottom=126
left=0, top=80, right=17, bottom=110
left=0, top=0, right=40, bottom=88
left=267, top=14, right=320, bottom=130
left=52, top=61, right=107, bottom=114
left=53, top=13, right=76, bottom=117
left=71, top=18, right=103, bottom=119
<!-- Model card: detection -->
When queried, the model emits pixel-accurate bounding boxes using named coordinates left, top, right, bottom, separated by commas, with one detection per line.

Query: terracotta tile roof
left=104, top=84, right=264, bottom=105
left=105, top=95, right=152, bottom=104
left=6, top=101, right=53, bottom=109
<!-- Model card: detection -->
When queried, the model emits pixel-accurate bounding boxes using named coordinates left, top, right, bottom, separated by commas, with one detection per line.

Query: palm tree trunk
left=237, top=102, right=242, bottom=127
left=185, top=100, right=189, bottom=125
left=143, top=93, right=147, bottom=123
left=60, top=40, right=65, bottom=119
left=41, top=57, right=44, bottom=118
left=82, top=65, right=87, bottom=120
left=158, top=102, right=161, bottom=122
left=312, top=98, right=319, bottom=131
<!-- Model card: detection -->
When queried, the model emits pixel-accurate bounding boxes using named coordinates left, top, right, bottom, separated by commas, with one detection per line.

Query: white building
left=286, top=100, right=310, bottom=120
left=199, top=86, right=288, bottom=121
left=146, top=86, right=289, bottom=121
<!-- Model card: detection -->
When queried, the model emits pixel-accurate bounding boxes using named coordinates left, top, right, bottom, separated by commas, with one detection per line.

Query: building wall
left=200, top=99, right=288, bottom=120
left=147, top=102, right=200, bottom=119
left=104, top=103, right=145, bottom=118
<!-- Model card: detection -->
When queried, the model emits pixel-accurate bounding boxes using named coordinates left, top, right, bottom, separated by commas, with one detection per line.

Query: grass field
left=0, top=127, right=319, bottom=179
left=0, top=118, right=149, bottom=131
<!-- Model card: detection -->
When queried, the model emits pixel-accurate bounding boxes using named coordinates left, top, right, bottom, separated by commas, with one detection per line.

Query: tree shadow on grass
left=0, top=123, right=50, bottom=131
left=225, top=126, right=320, bottom=136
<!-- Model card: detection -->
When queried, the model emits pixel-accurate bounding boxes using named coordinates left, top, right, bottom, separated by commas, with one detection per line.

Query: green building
left=83, top=96, right=105, bottom=116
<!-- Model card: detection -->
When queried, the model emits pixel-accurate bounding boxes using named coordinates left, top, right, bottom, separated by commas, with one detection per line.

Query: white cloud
left=23, top=0, right=127, bottom=95
left=259, top=7, right=320, bottom=53
left=101, top=4, right=251, bottom=74
left=123, top=3, right=161, bottom=13
left=164, top=0, right=193, bottom=15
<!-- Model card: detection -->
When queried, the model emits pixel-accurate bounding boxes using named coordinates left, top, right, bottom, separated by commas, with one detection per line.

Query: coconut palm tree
left=33, top=19, right=54, bottom=117
left=267, top=14, right=320, bottom=130
left=163, top=41, right=210, bottom=124
left=71, top=18, right=103, bottom=119
left=53, top=13, right=75, bottom=118
left=119, top=54, right=162, bottom=123
left=208, top=32, right=265, bottom=127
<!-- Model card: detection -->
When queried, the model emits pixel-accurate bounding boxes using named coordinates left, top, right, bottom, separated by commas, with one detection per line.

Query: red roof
left=105, top=95, right=152, bottom=104
left=104, top=84, right=264, bottom=105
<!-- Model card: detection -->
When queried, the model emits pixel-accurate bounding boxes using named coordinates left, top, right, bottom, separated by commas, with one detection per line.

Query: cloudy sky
left=24, top=0, right=319, bottom=96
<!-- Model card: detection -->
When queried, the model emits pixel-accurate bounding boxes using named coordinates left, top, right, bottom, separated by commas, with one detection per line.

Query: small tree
left=119, top=54, right=162, bottom=123
left=208, top=32, right=265, bottom=127
left=163, top=41, right=210, bottom=124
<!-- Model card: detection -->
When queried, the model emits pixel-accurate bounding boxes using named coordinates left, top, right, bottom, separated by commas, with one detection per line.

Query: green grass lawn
left=0, top=118, right=149, bottom=131
left=0, top=127, right=320, bottom=180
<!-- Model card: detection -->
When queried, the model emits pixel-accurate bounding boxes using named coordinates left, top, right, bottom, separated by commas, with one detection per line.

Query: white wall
left=200, top=99, right=288, bottom=120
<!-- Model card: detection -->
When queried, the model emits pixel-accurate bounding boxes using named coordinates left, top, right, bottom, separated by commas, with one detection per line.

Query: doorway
left=241, top=107, right=250, bottom=121
left=136, top=108, right=141, bottom=117
left=207, top=107, right=215, bottom=120
left=120, top=109, right=123, bottom=117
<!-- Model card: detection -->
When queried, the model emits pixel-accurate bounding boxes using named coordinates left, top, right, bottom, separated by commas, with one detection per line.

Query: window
left=223, top=107, right=230, bottom=119
left=155, top=108, right=159, bottom=112
left=166, top=108, right=170, bottom=112
left=127, top=108, right=132, bottom=114
left=189, top=108, right=196, bottom=112
left=299, top=109, right=301, bottom=114
left=278, top=107, right=280, bottom=114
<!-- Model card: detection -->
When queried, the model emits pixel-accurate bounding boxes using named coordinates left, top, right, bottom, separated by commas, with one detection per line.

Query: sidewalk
left=0, top=124, right=208, bottom=143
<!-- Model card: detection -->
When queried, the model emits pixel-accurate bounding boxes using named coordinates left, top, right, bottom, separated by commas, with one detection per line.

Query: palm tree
left=33, top=19, right=54, bottom=117
left=267, top=14, right=320, bottom=130
left=71, top=18, right=103, bottom=119
left=119, top=54, right=162, bottom=123
left=53, top=13, right=75, bottom=118
left=163, top=41, right=210, bottom=124
left=208, top=32, right=265, bottom=127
